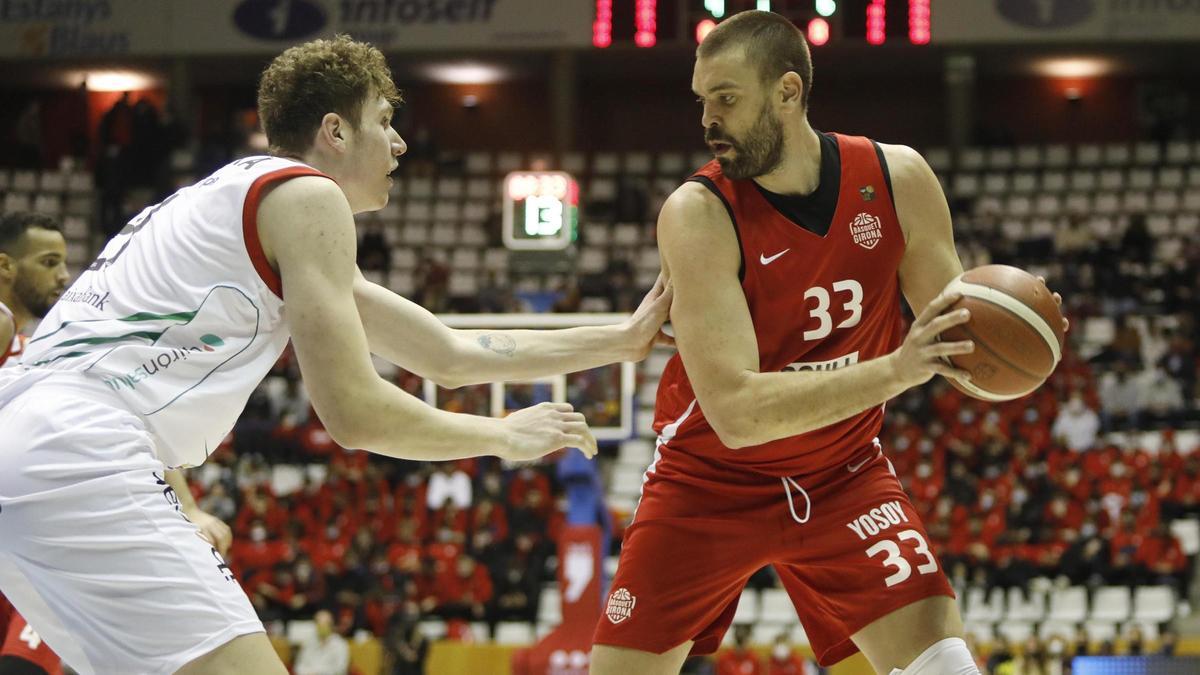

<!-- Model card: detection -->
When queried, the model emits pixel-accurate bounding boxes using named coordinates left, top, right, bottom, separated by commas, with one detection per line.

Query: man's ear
left=779, top=71, right=804, bottom=109
left=317, top=112, right=346, bottom=152
left=0, top=253, right=14, bottom=282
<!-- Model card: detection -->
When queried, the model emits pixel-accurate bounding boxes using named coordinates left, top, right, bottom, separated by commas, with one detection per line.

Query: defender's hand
left=500, top=402, right=598, bottom=461
left=620, top=273, right=675, bottom=361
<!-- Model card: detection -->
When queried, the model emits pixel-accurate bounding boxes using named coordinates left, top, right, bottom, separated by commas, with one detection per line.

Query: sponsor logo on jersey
left=101, top=334, right=226, bottom=391
left=859, top=184, right=876, bottom=202
left=760, top=248, right=790, bottom=265
left=605, top=587, right=636, bottom=624
left=846, top=500, right=911, bottom=541
left=59, top=287, right=110, bottom=310
left=782, top=351, right=859, bottom=372
left=850, top=212, right=883, bottom=250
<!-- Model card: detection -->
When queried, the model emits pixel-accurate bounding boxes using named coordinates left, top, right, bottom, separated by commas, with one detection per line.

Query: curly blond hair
left=257, top=34, right=402, bottom=155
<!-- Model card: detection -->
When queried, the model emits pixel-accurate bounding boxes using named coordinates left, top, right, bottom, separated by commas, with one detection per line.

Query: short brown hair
left=698, top=10, right=813, bottom=109
left=257, top=34, right=401, bottom=155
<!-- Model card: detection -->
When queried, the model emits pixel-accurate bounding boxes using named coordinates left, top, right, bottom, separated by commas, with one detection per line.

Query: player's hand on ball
left=621, top=272, right=675, bottom=361
left=891, top=290, right=975, bottom=388
left=501, top=401, right=598, bottom=461
left=188, top=509, right=234, bottom=557
left=1036, top=275, right=1070, bottom=334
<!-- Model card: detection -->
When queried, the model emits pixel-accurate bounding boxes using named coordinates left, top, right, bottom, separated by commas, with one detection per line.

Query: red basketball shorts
left=592, top=443, right=955, bottom=666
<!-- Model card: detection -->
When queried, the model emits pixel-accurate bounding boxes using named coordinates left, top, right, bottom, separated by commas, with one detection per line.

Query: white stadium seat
left=1047, top=586, right=1088, bottom=623
left=1132, top=586, right=1175, bottom=624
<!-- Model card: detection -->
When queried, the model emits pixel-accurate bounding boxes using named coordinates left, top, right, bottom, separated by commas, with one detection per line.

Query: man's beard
left=708, top=104, right=785, bottom=180
left=13, top=275, right=55, bottom=319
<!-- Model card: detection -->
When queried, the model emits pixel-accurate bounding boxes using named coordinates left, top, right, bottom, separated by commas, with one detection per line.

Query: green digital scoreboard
left=502, top=171, right=579, bottom=251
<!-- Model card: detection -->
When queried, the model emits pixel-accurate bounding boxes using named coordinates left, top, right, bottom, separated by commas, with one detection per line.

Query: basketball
left=939, top=265, right=1066, bottom=401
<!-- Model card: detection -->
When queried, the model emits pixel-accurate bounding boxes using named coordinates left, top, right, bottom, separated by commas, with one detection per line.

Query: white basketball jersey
left=20, top=156, right=331, bottom=468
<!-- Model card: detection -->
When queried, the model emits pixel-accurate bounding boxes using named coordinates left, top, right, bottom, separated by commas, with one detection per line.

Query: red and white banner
left=511, top=525, right=603, bottom=675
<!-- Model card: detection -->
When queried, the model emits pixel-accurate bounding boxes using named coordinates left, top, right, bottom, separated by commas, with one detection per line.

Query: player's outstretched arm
left=257, top=176, right=596, bottom=461
left=659, top=182, right=974, bottom=450
left=352, top=270, right=672, bottom=389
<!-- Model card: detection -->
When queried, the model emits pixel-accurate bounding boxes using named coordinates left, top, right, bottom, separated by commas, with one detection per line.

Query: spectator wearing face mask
left=1052, top=393, right=1101, bottom=452
left=766, top=634, right=813, bottom=675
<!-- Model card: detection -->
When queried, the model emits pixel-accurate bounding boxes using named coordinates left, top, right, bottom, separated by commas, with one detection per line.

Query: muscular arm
left=353, top=277, right=667, bottom=388
left=661, top=151, right=962, bottom=449
left=884, top=143, right=965, bottom=319
left=258, top=177, right=514, bottom=459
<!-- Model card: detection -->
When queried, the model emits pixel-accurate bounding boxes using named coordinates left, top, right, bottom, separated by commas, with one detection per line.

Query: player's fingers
left=545, top=402, right=574, bottom=413
left=933, top=363, right=973, bottom=383
left=559, top=411, right=586, bottom=422
left=655, top=330, right=676, bottom=348
left=1063, top=317, right=1071, bottom=333
left=563, top=433, right=597, bottom=459
left=924, top=341, right=975, bottom=358
left=916, top=291, right=963, bottom=327
left=918, top=308, right=970, bottom=340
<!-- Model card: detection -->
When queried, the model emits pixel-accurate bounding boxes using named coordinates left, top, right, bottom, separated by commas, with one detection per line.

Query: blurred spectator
left=436, top=555, right=492, bottom=621
left=14, top=99, right=42, bottom=168
left=383, top=610, right=429, bottom=675
left=358, top=217, right=391, bottom=272
left=715, top=624, right=763, bottom=675
left=1124, top=624, right=1145, bottom=656
left=414, top=251, right=449, bottom=312
left=426, top=462, right=472, bottom=511
left=1099, top=361, right=1141, bottom=430
left=1051, top=392, right=1100, bottom=451
left=767, top=633, right=812, bottom=675
left=1137, top=366, right=1185, bottom=427
left=294, top=609, right=350, bottom=675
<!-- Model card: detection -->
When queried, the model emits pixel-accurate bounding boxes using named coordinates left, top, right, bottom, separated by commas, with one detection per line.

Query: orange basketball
left=939, top=265, right=1066, bottom=401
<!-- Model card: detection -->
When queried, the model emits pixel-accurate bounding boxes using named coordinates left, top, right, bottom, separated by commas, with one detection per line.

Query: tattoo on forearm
left=478, top=333, right=517, bottom=357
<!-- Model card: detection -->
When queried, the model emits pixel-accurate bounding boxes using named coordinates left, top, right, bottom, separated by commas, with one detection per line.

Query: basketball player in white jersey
left=0, top=36, right=672, bottom=675
left=0, top=212, right=68, bottom=369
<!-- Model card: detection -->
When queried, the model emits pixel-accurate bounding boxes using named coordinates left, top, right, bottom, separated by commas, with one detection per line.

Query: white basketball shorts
left=0, top=371, right=263, bottom=675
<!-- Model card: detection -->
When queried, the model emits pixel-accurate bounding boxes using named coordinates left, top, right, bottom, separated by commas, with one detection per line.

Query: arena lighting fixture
left=1034, top=57, right=1113, bottom=79
left=807, top=18, right=830, bottom=46
left=866, top=0, right=886, bottom=45
left=696, top=18, right=717, bottom=43
left=82, top=70, right=158, bottom=92
left=705, top=0, right=725, bottom=19
left=816, top=0, right=836, bottom=17
left=420, top=62, right=507, bottom=85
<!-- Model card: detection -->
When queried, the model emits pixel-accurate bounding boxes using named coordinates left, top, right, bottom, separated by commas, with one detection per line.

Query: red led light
left=696, top=18, right=716, bottom=44
left=867, top=0, right=886, bottom=45
left=635, top=0, right=657, bottom=49
left=807, top=18, right=829, bottom=46
left=908, top=0, right=930, bottom=45
left=593, top=0, right=612, bottom=48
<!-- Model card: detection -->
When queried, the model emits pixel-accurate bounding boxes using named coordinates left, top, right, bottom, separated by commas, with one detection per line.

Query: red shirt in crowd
left=716, top=648, right=765, bottom=675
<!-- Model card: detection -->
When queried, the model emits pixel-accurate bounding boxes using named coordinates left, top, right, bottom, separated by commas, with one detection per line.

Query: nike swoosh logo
left=846, top=457, right=871, bottom=473
left=760, top=249, right=790, bottom=265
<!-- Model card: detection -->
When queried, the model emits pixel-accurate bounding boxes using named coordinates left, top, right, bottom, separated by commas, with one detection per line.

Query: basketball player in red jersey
left=0, top=213, right=67, bottom=675
left=592, top=11, right=1064, bottom=675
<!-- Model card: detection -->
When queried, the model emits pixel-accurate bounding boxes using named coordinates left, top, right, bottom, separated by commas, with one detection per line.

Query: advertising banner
left=934, top=0, right=1200, bottom=43
left=0, top=0, right=592, bottom=58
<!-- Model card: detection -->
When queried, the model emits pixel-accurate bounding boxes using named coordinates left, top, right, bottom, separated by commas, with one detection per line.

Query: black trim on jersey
left=687, top=175, right=746, bottom=282
left=752, top=131, right=841, bottom=238
left=871, top=140, right=898, bottom=211
left=0, top=655, right=51, bottom=675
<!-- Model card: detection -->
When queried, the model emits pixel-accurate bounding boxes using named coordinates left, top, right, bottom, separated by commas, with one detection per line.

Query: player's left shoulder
left=875, top=142, right=934, bottom=189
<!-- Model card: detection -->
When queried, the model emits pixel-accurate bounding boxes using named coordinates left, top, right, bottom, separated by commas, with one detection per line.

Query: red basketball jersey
left=0, top=594, right=62, bottom=675
left=654, top=133, right=905, bottom=477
